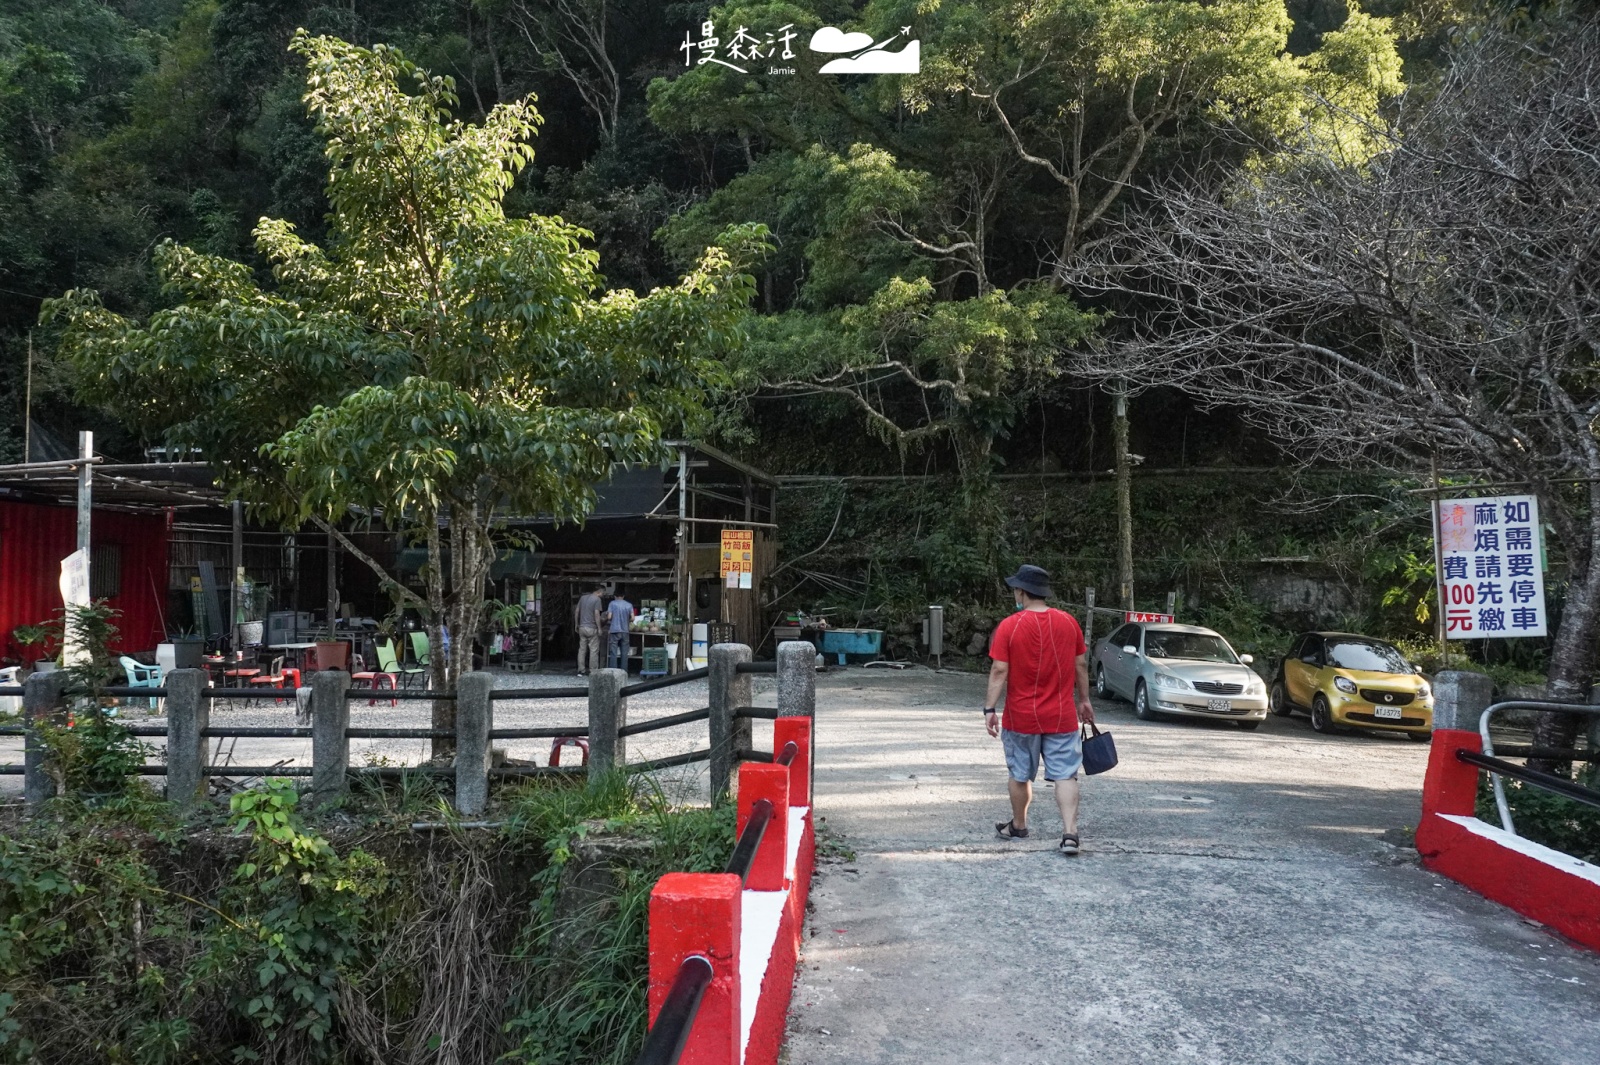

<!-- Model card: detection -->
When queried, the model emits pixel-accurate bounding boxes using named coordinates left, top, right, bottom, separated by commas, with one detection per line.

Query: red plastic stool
left=352, top=671, right=398, bottom=707
left=550, top=736, right=590, bottom=767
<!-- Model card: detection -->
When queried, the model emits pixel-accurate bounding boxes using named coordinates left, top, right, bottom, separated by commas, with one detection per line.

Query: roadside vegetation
left=0, top=768, right=733, bottom=1064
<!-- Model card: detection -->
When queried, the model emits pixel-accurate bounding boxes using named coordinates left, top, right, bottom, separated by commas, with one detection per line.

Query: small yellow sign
left=720, top=528, right=754, bottom=578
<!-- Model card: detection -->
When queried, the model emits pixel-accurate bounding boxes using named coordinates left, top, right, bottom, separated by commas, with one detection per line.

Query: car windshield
left=1326, top=640, right=1413, bottom=674
left=1143, top=631, right=1238, bottom=664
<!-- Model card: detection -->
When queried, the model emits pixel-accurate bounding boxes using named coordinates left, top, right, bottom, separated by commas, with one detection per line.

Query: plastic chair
left=408, top=630, right=430, bottom=668
left=120, top=656, right=163, bottom=709
left=377, top=639, right=426, bottom=689
left=249, top=656, right=290, bottom=705
left=351, top=653, right=398, bottom=707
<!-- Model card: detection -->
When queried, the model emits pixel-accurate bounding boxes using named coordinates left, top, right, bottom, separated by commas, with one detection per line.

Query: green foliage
left=206, top=779, right=389, bottom=1052
left=0, top=766, right=742, bottom=1063
left=501, top=773, right=737, bottom=1065
left=45, top=30, right=767, bottom=699
left=1477, top=776, right=1600, bottom=866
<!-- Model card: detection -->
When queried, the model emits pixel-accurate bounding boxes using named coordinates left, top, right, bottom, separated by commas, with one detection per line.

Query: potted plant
left=11, top=623, right=59, bottom=674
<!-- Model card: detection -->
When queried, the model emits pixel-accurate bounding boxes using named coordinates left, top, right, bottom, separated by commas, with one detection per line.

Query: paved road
left=785, top=668, right=1600, bottom=1064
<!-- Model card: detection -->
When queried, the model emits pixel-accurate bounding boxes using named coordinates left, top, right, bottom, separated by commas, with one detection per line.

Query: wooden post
left=231, top=499, right=244, bottom=651
left=1113, top=389, right=1134, bottom=612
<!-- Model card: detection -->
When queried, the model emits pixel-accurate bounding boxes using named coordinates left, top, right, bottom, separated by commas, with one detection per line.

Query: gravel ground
left=0, top=667, right=779, bottom=806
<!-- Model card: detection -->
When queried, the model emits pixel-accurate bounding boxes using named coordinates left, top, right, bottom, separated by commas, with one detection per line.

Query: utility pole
left=1113, top=389, right=1134, bottom=611
left=231, top=500, right=244, bottom=652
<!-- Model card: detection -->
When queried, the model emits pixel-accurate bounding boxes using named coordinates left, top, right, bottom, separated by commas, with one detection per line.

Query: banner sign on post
left=1437, top=495, right=1548, bottom=638
left=720, top=529, right=753, bottom=589
left=1125, top=611, right=1174, bottom=624
left=59, top=549, right=91, bottom=667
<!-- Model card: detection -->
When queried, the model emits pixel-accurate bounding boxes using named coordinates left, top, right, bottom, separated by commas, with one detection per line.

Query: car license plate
left=1373, top=705, right=1403, bottom=720
left=1206, top=698, right=1231, bottom=712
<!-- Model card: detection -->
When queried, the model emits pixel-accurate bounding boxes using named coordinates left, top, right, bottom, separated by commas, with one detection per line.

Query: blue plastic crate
left=817, top=628, right=883, bottom=664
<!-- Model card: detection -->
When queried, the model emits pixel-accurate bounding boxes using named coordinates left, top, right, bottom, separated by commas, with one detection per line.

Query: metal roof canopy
left=0, top=460, right=226, bottom=512
left=0, top=441, right=776, bottom=520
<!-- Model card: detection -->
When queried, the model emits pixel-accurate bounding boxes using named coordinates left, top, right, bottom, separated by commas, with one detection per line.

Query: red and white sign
left=1436, top=494, right=1548, bottom=639
left=1125, top=611, right=1174, bottom=624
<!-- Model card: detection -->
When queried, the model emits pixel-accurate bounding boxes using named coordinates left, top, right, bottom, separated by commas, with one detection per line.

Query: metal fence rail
left=6, top=643, right=813, bottom=820
left=619, top=707, right=710, bottom=737
left=1458, top=748, right=1600, bottom=813
left=724, top=797, right=774, bottom=885
left=632, top=956, right=714, bottom=1065
left=620, top=668, right=711, bottom=697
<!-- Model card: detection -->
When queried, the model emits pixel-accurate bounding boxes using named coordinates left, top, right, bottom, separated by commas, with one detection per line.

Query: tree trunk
left=1532, top=550, right=1600, bottom=771
left=425, top=518, right=451, bottom=760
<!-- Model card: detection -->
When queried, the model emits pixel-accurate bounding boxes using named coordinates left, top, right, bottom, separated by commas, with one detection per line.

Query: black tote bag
left=1081, top=721, right=1118, bottom=775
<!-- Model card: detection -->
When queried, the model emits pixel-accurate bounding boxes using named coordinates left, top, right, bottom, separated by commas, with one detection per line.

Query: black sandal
left=1060, top=833, right=1081, bottom=856
left=996, top=820, right=1030, bottom=839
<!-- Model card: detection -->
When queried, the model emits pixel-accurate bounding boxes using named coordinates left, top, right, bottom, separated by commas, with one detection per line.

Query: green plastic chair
left=377, top=639, right=427, bottom=689
left=408, top=630, right=430, bottom=668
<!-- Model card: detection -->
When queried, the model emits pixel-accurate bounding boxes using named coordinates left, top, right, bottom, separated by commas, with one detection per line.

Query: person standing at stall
left=574, top=582, right=606, bottom=676
left=605, top=589, right=635, bottom=672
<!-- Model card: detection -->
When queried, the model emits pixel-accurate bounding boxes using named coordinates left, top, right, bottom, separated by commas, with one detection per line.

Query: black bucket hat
left=1004, top=564, right=1053, bottom=599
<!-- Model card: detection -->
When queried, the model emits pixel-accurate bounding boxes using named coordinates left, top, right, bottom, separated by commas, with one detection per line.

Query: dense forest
left=0, top=0, right=1584, bottom=671
left=1, top=0, right=1453, bottom=468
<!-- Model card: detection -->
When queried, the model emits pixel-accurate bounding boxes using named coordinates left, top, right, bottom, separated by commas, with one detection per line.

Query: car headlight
left=1153, top=672, right=1191, bottom=691
left=1418, top=679, right=1433, bottom=699
left=1245, top=673, right=1267, bottom=695
left=1334, top=676, right=1357, bottom=695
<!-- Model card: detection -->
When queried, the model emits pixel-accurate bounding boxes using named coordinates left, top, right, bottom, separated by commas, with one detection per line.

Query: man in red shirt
left=984, top=564, right=1095, bottom=855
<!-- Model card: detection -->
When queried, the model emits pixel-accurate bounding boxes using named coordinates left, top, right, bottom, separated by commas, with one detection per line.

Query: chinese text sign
left=1437, top=495, right=1547, bottom=638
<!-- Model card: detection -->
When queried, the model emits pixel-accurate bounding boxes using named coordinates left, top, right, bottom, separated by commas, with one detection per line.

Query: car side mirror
left=1122, top=645, right=1138, bottom=655
left=1301, top=654, right=1318, bottom=665
left=1240, top=654, right=1254, bottom=665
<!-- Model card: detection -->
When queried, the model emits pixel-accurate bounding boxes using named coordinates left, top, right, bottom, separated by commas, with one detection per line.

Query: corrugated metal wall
left=0, top=501, right=171, bottom=660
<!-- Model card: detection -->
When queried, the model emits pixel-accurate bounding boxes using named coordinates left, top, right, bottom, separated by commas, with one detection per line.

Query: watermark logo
left=678, top=20, right=920, bottom=76
left=811, top=26, right=920, bottom=74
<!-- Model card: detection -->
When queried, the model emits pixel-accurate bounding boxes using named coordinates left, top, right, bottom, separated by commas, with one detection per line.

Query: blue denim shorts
left=1001, top=729, right=1083, bottom=783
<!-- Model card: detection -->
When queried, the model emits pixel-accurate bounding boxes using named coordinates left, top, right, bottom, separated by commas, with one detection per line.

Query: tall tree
left=1063, top=19, right=1600, bottom=759
left=46, top=31, right=764, bottom=752
left=649, top=0, right=1402, bottom=476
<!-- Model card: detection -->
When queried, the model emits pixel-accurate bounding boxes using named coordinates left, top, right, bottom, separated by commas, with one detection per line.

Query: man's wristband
left=983, top=707, right=997, bottom=715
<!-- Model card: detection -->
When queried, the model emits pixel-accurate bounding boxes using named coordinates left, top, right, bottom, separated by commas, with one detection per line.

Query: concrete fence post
left=773, top=716, right=812, bottom=807
left=648, top=872, right=742, bottom=1065
left=164, top=669, right=209, bottom=809
left=1431, top=670, right=1494, bottom=732
left=737, top=762, right=791, bottom=892
left=776, top=640, right=815, bottom=800
left=455, top=671, right=493, bottom=815
left=588, top=668, right=628, bottom=779
left=709, top=643, right=753, bottom=804
left=311, top=670, right=351, bottom=806
left=23, top=670, right=66, bottom=807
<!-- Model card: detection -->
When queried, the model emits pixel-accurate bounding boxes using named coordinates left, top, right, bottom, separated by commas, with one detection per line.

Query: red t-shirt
left=988, top=608, right=1088, bottom=734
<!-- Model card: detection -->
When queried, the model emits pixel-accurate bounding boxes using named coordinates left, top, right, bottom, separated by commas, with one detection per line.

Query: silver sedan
left=1092, top=622, right=1269, bottom=729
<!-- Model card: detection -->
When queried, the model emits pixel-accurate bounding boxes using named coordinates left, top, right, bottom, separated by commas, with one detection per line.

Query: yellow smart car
left=1270, top=632, right=1433, bottom=739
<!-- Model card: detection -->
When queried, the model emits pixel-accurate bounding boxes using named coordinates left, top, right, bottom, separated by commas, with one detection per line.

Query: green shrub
left=1477, top=775, right=1600, bottom=864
